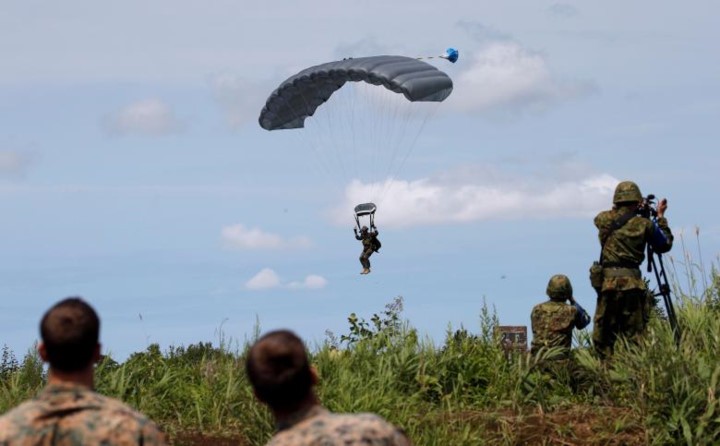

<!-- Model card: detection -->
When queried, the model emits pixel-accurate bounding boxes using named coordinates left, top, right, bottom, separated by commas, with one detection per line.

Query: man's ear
left=92, top=343, right=102, bottom=363
left=310, top=366, right=319, bottom=386
left=38, top=342, right=49, bottom=362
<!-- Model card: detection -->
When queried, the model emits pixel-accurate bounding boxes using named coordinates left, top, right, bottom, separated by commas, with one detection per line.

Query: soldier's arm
left=649, top=198, right=672, bottom=252
left=573, top=302, right=591, bottom=330
left=594, top=211, right=611, bottom=245
left=649, top=217, right=673, bottom=253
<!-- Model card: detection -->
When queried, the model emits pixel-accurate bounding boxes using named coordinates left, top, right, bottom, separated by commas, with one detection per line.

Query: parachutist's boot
left=366, top=268, right=371, bottom=274
left=361, top=268, right=369, bottom=274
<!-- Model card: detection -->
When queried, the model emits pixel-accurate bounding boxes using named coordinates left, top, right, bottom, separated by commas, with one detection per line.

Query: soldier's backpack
left=590, top=209, right=636, bottom=293
left=371, top=236, right=382, bottom=253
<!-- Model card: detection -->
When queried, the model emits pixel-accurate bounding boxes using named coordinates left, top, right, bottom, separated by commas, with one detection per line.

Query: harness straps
left=599, top=209, right=636, bottom=263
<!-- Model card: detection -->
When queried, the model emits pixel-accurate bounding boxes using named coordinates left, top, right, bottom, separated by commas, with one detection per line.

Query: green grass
left=2, top=252, right=720, bottom=444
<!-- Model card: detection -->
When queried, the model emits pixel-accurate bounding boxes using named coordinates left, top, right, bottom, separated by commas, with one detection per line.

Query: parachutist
left=355, top=225, right=380, bottom=275
left=353, top=203, right=380, bottom=274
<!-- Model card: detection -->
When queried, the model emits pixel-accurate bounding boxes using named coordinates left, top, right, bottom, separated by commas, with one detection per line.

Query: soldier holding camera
left=592, top=181, right=673, bottom=358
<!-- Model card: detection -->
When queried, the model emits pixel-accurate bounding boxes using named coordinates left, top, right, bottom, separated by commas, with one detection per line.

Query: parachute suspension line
left=378, top=92, right=414, bottom=197
left=315, top=81, right=392, bottom=197
left=299, top=88, right=351, bottom=187
left=258, top=54, right=455, bottom=208
left=323, top=88, right=353, bottom=185
left=347, top=84, right=360, bottom=187
left=376, top=102, right=441, bottom=207
left=417, top=48, right=459, bottom=64
left=347, top=84, right=366, bottom=188
left=284, top=84, right=442, bottom=207
left=288, top=90, right=346, bottom=187
left=345, top=86, right=441, bottom=205
left=374, top=86, right=405, bottom=200
left=323, top=88, right=349, bottom=184
left=327, top=83, right=364, bottom=189
left=371, top=88, right=402, bottom=201
left=385, top=89, right=407, bottom=197
left=370, top=85, right=389, bottom=200
left=278, top=92, right=325, bottom=180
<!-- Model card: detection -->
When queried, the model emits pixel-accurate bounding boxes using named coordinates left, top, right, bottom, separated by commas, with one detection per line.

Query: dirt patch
left=165, top=405, right=646, bottom=445
left=170, top=431, right=249, bottom=446
left=447, top=405, right=646, bottom=445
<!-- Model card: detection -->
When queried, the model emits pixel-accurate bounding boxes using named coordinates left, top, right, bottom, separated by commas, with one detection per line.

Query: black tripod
left=647, top=246, right=681, bottom=345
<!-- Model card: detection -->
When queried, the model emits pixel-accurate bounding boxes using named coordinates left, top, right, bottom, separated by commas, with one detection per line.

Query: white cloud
left=246, top=268, right=281, bottom=290
left=221, top=224, right=312, bottom=250
left=447, top=41, right=595, bottom=115
left=103, top=99, right=184, bottom=136
left=245, top=269, right=328, bottom=291
left=330, top=161, right=619, bottom=228
left=209, top=74, right=273, bottom=128
left=0, top=151, right=34, bottom=177
left=547, top=3, right=580, bottom=18
left=288, top=275, right=328, bottom=290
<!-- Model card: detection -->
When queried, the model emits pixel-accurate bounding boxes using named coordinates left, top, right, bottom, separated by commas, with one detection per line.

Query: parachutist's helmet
left=546, top=274, right=573, bottom=301
left=613, top=181, right=642, bottom=204
left=361, top=226, right=368, bottom=232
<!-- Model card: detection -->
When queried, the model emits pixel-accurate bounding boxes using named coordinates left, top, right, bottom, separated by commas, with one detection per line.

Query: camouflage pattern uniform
left=593, top=183, right=673, bottom=357
left=531, top=275, right=591, bottom=357
left=0, top=382, right=167, bottom=445
left=267, top=405, right=411, bottom=446
left=355, top=227, right=379, bottom=271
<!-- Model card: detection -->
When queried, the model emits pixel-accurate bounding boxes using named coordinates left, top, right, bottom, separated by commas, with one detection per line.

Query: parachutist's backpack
left=372, top=236, right=382, bottom=253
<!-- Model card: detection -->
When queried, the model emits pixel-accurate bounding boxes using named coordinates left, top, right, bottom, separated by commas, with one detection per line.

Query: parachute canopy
left=259, top=55, right=453, bottom=131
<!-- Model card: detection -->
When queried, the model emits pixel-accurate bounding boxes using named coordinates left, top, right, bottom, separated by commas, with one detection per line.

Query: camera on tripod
left=636, top=194, right=658, bottom=219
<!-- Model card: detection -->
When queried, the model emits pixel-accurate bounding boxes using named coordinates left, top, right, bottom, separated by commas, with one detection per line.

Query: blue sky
left=1, top=1, right=718, bottom=359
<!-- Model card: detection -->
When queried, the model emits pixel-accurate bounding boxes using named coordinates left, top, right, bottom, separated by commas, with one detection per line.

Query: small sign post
left=496, top=326, right=528, bottom=353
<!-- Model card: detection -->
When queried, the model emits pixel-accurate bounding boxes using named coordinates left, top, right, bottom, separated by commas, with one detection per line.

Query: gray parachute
left=259, top=55, right=453, bottom=131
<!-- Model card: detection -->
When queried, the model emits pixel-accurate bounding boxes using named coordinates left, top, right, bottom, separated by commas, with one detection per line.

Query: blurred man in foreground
left=246, top=329, right=411, bottom=445
left=0, top=297, right=167, bottom=445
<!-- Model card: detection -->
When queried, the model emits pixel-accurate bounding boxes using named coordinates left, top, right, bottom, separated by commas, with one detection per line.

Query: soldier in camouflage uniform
left=0, top=297, right=167, bottom=446
left=531, top=275, right=591, bottom=357
left=354, top=225, right=379, bottom=275
left=246, top=330, right=412, bottom=446
left=592, top=181, right=673, bottom=358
